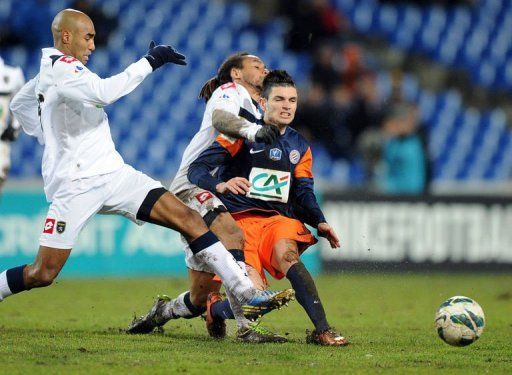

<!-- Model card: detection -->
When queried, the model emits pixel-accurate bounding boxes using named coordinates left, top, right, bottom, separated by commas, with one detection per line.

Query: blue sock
left=211, top=299, right=235, bottom=320
left=0, top=265, right=27, bottom=300
left=183, top=292, right=206, bottom=318
left=7, top=265, right=27, bottom=293
left=286, top=262, right=329, bottom=332
left=188, top=231, right=219, bottom=254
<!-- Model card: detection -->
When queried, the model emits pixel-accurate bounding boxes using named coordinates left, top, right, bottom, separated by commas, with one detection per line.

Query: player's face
left=69, top=18, right=96, bottom=64
left=239, top=57, right=268, bottom=91
left=262, top=85, right=298, bottom=127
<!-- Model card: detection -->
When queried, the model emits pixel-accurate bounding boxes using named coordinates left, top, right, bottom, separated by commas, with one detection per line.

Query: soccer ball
left=434, top=296, right=485, bottom=346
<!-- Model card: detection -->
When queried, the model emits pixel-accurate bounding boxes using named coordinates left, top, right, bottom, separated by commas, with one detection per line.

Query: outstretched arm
left=55, top=42, right=186, bottom=107
left=212, top=109, right=280, bottom=144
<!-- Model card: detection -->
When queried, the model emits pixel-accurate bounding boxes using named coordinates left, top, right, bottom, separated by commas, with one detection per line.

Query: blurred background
left=0, top=0, right=511, bottom=275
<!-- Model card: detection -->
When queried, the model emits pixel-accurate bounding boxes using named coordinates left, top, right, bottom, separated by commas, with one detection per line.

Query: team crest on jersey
left=289, top=150, right=300, bottom=164
left=56, top=221, right=66, bottom=234
left=195, top=191, right=213, bottom=204
left=269, top=148, right=282, bottom=161
left=43, top=218, right=56, bottom=234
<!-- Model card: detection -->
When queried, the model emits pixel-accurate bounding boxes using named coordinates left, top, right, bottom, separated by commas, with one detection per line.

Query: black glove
left=255, top=125, right=280, bottom=144
left=0, top=124, right=19, bottom=142
left=144, top=41, right=187, bottom=71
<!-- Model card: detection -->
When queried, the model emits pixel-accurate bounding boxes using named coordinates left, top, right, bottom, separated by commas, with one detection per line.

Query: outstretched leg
left=0, top=246, right=71, bottom=301
left=272, top=239, right=348, bottom=346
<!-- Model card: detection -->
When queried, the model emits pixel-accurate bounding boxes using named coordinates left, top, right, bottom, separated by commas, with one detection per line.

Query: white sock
left=0, top=271, right=13, bottom=301
left=225, top=289, right=251, bottom=330
left=162, top=292, right=193, bottom=320
left=194, top=241, right=255, bottom=303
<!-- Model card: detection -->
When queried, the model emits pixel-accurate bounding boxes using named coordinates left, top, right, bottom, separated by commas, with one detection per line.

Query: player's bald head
left=51, top=9, right=96, bottom=64
left=52, top=9, right=93, bottom=45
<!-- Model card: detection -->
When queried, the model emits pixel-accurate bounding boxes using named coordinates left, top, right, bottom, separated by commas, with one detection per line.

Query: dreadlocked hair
left=198, top=52, right=250, bottom=102
left=261, top=70, right=295, bottom=99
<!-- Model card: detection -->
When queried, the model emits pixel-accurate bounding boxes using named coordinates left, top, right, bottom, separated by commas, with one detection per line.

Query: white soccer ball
left=435, top=296, right=485, bottom=346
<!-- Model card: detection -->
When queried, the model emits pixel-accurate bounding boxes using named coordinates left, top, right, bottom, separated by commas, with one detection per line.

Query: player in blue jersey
left=187, top=70, right=348, bottom=346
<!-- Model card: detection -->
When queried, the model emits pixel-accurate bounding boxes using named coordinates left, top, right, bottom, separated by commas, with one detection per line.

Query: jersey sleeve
left=292, top=147, right=326, bottom=227
left=9, top=66, right=26, bottom=131
left=10, top=75, right=44, bottom=145
left=188, top=134, right=244, bottom=193
left=53, top=56, right=152, bottom=107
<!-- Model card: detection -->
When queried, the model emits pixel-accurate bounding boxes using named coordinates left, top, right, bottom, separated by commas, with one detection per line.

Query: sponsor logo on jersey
left=43, top=218, right=56, bottom=234
left=249, top=148, right=264, bottom=154
left=289, top=150, right=300, bottom=164
left=248, top=167, right=291, bottom=203
left=56, top=221, right=66, bottom=234
left=195, top=191, right=213, bottom=204
left=221, top=94, right=230, bottom=99
left=220, top=82, right=236, bottom=90
left=59, top=56, right=78, bottom=64
left=74, top=65, right=84, bottom=73
left=269, top=148, right=282, bottom=161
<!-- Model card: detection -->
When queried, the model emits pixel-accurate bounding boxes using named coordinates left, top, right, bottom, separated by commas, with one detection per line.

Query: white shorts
left=175, top=186, right=226, bottom=273
left=0, top=141, right=10, bottom=180
left=40, top=164, right=163, bottom=249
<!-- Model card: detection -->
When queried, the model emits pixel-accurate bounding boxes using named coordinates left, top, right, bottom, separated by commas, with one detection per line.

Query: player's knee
left=281, top=249, right=300, bottom=265
left=273, top=241, right=300, bottom=273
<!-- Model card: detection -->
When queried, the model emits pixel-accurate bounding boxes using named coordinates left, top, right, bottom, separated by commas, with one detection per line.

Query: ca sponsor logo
left=43, top=218, right=55, bottom=234
left=248, top=167, right=291, bottom=203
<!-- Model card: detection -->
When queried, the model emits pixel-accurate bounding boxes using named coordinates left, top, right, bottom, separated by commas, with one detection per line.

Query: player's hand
left=216, top=177, right=251, bottom=195
left=144, top=41, right=187, bottom=71
left=317, top=222, right=340, bottom=249
left=255, top=125, right=280, bottom=144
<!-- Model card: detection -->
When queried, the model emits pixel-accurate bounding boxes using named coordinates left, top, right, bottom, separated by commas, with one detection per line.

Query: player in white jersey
left=128, top=53, right=287, bottom=342
left=0, top=57, right=25, bottom=192
left=0, top=9, right=293, bottom=318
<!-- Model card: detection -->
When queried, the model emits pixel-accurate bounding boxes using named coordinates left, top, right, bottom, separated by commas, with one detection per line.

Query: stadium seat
left=2, top=0, right=511, bottom=186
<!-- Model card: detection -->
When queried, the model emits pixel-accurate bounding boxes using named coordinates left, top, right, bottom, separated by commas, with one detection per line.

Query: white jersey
left=0, top=57, right=25, bottom=136
left=10, top=47, right=152, bottom=201
left=169, top=82, right=262, bottom=194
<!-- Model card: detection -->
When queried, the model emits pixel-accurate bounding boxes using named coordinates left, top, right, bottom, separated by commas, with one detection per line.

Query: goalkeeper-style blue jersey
left=188, top=126, right=326, bottom=228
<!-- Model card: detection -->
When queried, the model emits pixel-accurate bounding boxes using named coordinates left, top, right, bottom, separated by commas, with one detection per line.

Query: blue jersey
left=188, top=126, right=326, bottom=227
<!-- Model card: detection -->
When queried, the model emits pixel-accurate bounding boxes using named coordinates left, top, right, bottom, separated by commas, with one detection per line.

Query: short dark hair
left=261, top=70, right=295, bottom=99
left=198, top=52, right=250, bottom=102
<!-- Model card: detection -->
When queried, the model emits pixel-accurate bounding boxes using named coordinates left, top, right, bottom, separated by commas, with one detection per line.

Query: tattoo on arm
left=212, top=109, right=257, bottom=139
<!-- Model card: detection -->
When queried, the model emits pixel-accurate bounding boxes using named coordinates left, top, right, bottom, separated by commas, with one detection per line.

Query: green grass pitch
left=1, top=273, right=511, bottom=374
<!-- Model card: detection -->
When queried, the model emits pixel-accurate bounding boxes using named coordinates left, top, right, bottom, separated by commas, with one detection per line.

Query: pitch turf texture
left=1, top=273, right=511, bottom=374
